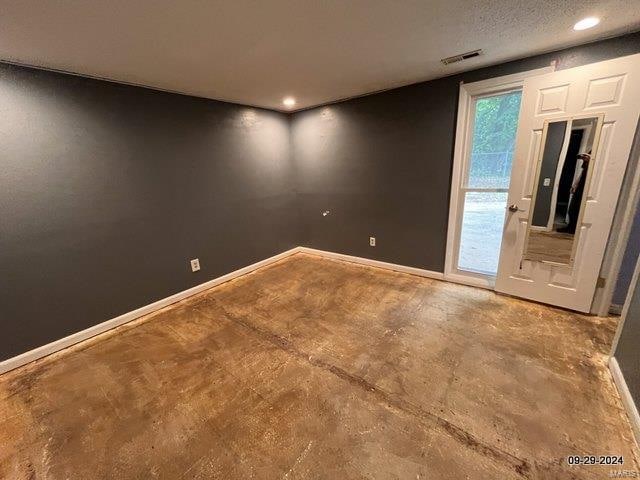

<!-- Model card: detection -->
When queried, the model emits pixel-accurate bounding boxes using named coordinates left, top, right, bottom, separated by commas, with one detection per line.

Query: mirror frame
left=522, top=112, right=605, bottom=267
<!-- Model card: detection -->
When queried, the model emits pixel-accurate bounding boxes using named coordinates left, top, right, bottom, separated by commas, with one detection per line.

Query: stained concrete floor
left=0, top=253, right=637, bottom=479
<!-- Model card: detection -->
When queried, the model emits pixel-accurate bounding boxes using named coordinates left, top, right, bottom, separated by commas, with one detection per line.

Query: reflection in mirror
left=524, top=115, right=602, bottom=265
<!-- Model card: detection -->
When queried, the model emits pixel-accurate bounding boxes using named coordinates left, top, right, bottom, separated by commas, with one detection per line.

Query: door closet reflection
left=524, top=115, right=603, bottom=265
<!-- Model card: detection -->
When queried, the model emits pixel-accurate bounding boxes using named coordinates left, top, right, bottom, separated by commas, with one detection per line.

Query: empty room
left=2, top=1, right=640, bottom=478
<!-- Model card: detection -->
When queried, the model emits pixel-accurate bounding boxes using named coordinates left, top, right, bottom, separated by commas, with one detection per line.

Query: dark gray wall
left=613, top=205, right=640, bottom=306
left=2, top=32, right=640, bottom=362
left=531, top=121, right=567, bottom=228
left=614, top=260, right=640, bottom=407
left=0, top=63, right=295, bottom=360
left=291, top=31, right=640, bottom=271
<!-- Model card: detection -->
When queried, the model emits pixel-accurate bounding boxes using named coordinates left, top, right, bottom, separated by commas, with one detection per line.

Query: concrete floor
left=0, top=253, right=637, bottom=479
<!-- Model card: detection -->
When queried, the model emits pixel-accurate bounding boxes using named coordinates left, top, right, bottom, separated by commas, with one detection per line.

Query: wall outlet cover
left=369, top=237, right=376, bottom=247
left=190, top=258, right=201, bottom=272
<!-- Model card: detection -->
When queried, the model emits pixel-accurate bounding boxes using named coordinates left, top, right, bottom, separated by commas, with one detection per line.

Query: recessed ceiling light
left=574, top=17, right=600, bottom=31
left=283, top=97, right=296, bottom=108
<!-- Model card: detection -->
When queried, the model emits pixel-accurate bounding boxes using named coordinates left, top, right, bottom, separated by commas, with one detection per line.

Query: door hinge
left=597, top=276, right=606, bottom=288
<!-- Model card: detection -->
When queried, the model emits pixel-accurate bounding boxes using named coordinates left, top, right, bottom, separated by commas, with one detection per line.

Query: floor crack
left=196, top=298, right=532, bottom=478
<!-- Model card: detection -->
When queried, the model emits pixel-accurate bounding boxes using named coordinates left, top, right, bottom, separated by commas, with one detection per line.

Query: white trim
left=609, top=357, right=640, bottom=448
left=2, top=241, right=636, bottom=448
left=298, top=247, right=444, bottom=280
left=444, top=83, right=474, bottom=281
left=444, top=65, right=554, bottom=289
left=609, top=252, right=640, bottom=448
left=1, top=246, right=446, bottom=375
left=0, top=247, right=301, bottom=375
left=611, top=251, right=640, bottom=355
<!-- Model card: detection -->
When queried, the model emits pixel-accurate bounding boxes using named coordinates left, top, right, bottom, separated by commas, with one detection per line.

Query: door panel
left=495, top=54, right=640, bottom=312
left=450, top=90, right=522, bottom=279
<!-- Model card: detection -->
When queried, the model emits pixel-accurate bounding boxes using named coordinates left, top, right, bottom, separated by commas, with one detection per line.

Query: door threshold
left=444, top=272, right=496, bottom=290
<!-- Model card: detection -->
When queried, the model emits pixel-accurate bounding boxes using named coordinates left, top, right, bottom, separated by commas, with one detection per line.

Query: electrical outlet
left=190, top=258, right=201, bottom=272
left=369, top=236, right=376, bottom=247
left=543, top=177, right=551, bottom=187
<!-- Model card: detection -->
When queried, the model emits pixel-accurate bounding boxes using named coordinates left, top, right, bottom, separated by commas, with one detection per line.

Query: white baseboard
left=609, top=356, right=640, bottom=448
left=0, top=247, right=301, bottom=375
left=4, top=243, right=636, bottom=454
left=298, top=247, right=444, bottom=281
left=1, top=246, right=445, bottom=375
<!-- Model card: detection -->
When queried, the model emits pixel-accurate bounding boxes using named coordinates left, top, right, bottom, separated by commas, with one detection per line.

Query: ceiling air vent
left=441, top=49, right=482, bottom=65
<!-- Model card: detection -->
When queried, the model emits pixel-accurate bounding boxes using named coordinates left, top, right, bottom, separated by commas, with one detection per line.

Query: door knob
left=508, top=204, right=522, bottom=212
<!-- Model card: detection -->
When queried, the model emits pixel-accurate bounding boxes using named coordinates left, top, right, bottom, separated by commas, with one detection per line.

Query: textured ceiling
left=0, top=0, right=639, bottom=111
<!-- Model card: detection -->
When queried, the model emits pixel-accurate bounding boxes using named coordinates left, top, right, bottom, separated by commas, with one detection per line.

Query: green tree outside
left=468, top=91, right=522, bottom=188
left=472, top=92, right=522, bottom=154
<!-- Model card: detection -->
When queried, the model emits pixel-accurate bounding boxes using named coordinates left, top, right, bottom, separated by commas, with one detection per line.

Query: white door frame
left=444, top=66, right=554, bottom=289
left=592, top=121, right=640, bottom=315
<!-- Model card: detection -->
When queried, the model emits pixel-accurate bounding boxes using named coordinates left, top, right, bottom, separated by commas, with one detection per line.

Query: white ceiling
left=1, top=0, right=639, bottom=111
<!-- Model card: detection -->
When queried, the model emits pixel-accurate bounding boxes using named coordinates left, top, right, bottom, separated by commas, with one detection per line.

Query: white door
left=496, top=54, right=640, bottom=313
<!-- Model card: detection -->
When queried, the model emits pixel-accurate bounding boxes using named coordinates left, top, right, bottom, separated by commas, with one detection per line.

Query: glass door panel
left=456, top=90, right=522, bottom=276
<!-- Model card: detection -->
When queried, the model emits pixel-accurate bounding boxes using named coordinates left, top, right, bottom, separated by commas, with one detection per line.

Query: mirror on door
left=523, top=114, right=603, bottom=265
